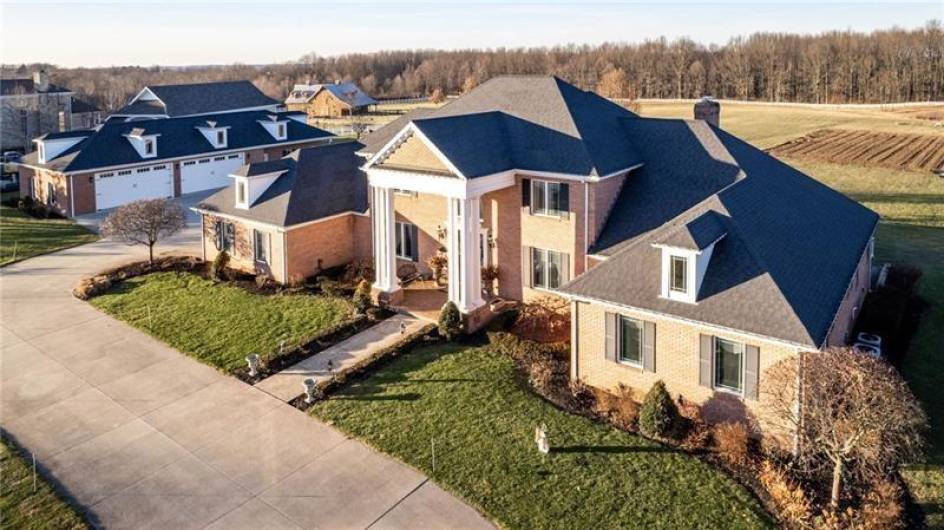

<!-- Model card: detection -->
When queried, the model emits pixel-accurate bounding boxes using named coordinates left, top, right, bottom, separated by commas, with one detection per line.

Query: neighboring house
left=71, top=98, right=103, bottom=129
left=109, top=80, right=281, bottom=121
left=358, top=76, right=877, bottom=432
left=16, top=109, right=333, bottom=216
left=192, top=142, right=371, bottom=283
left=285, top=82, right=377, bottom=118
left=1, top=70, right=74, bottom=152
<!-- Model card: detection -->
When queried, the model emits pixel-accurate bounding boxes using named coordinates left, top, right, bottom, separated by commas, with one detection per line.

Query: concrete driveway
left=74, top=189, right=215, bottom=234
left=0, top=235, right=492, bottom=528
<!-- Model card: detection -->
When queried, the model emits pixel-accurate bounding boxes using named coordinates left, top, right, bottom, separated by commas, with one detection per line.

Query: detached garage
left=94, top=163, right=174, bottom=211
left=181, top=153, right=245, bottom=194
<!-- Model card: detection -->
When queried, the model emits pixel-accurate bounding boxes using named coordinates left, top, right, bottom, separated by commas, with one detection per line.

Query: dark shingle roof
left=23, top=110, right=332, bottom=173
left=196, top=142, right=368, bottom=227
left=655, top=210, right=728, bottom=250
left=563, top=118, right=879, bottom=347
left=364, top=76, right=643, bottom=178
left=70, top=98, right=100, bottom=113
left=114, top=81, right=278, bottom=117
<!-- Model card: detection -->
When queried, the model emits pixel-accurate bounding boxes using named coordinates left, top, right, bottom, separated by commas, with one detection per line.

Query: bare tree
left=763, top=348, right=926, bottom=508
left=596, top=67, right=630, bottom=99
left=100, top=198, right=186, bottom=264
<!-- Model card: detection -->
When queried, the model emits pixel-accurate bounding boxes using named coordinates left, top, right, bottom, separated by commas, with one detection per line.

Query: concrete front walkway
left=0, top=235, right=492, bottom=529
left=255, top=313, right=426, bottom=402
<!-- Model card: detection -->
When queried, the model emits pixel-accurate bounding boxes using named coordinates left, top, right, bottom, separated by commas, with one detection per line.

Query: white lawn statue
left=534, top=423, right=550, bottom=455
left=246, top=354, right=260, bottom=377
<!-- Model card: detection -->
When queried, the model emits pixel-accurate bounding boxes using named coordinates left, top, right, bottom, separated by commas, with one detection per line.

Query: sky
left=0, top=1, right=940, bottom=67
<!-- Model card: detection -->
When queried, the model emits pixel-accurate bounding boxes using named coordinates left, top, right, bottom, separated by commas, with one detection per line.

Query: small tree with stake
left=764, top=348, right=926, bottom=509
left=100, top=198, right=186, bottom=264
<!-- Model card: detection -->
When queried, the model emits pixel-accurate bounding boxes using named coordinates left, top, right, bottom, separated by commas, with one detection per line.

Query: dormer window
left=670, top=256, right=688, bottom=294
left=38, top=142, right=46, bottom=163
left=257, top=117, right=289, bottom=141
left=217, top=130, right=225, bottom=145
left=277, top=123, right=286, bottom=138
left=144, top=139, right=154, bottom=155
left=236, top=180, right=247, bottom=206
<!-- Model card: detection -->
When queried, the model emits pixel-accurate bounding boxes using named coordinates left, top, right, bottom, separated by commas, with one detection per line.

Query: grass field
left=313, top=343, right=774, bottom=530
left=0, top=438, right=88, bottom=530
left=641, top=101, right=944, bottom=528
left=638, top=100, right=943, bottom=148
left=0, top=206, right=98, bottom=266
left=90, top=272, right=354, bottom=373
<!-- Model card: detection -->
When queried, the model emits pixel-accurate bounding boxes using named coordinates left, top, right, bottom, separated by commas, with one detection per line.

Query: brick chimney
left=694, top=96, right=720, bottom=127
left=33, top=69, right=49, bottom=92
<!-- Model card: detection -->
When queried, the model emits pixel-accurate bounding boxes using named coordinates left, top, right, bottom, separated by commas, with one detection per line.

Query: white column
left=446, top=196, right=483, bottom=313
left=371, top=185, right=398, bottom=293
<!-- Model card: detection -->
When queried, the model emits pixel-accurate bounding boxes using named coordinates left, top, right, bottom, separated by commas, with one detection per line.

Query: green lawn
left=90, top=272, right=354, bottom=373
left=312, top=343, right=774, bottom=530
left=0, top=206, right=98, bottom=266
left=0, top=438, right=88, bottom=530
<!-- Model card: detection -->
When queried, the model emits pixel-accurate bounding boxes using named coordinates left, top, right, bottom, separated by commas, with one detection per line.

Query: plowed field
left=769, top=128, right=944, bottom=172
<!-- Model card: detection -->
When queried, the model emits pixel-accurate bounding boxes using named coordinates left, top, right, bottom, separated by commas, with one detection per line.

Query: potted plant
left=427, top=250, right=448, bottom=285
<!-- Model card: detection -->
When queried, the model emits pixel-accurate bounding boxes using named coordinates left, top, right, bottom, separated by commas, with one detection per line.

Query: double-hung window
left=395, top=222, right=418, bottom=261
left=236, top=181, right=247, bottom=205
left=529, top=180, right=567, bottom=216
left=215, top=221, right=235, bottom=253
left=670, top=256, right=688, bottom=293
left=617, top=315, right=643, bottom=365
left=714, top=337, right=744, bottom=393
left=253, top=229, right=269, bottom=264
left=531, top=248, right=566, bottom=290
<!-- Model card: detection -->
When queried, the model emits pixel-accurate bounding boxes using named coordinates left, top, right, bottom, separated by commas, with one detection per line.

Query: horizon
left=0, top=1, right=940, bottom=68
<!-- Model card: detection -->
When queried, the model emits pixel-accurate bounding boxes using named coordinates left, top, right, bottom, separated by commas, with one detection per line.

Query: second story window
left=523, top=178, right=569, bottom=217
left=670, top=256, right=688, bottom=293
left=144, top=139, right=154, bottom=155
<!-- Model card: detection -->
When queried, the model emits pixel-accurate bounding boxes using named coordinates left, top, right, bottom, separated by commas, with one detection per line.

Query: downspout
left=570, top=300, right=580, bottom=380
left=584, top=181, right=589, bottom=272
left=68, top=175, right=75, bottom=218
left=200, top=215, right=206, bottom=261
left=282, top=231, right=289, bottom=284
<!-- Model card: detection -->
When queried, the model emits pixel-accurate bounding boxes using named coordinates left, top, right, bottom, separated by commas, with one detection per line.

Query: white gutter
left=68, top=175, right=75, bottom=217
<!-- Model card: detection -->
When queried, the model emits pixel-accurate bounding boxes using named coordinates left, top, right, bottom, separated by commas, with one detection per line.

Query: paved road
left=0, top=211, right=492, bottom=529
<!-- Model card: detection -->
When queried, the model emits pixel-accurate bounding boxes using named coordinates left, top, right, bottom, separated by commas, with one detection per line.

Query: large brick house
left=354, top=76, right=877, bottom=430
left=284, top=82, right=377, bottom=118
left=1, top=71, right=75, bottom=152
left=192, top=142, right=370, bottom=283
left=16, top=108, right=334, bottom=216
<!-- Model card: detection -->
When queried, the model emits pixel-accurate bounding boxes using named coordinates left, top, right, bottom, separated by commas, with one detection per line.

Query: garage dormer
left=34, top=133, right=91, bottom=163
left=124, top=127, right=160, bottom=159
left=257, top=115, right=288, bottom=141
left=196, top=120, right=230, bottom=149
left=653, top=211, right=728, bottom=304
left=230, top=161, right=289, bottom=209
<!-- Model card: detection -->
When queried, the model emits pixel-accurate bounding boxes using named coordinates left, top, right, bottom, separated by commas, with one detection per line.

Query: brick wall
left=285, top=214, right=359, bottom=281
left=1, top=92, right=72, bottom=151
left=202, top=214, right=286, bottom=282
left=573, top=300, right=800, bottom=433
left=393, top=192, right=448, bottom=274
left=587, top=173, right=627, bottom=247
left=482, top=185, right=522, bottom=300
left=352, top=214, right=373, bottom=261
left=519, top=175, right=582, bottom=301
left=28, top=169, right=69, bottom=216
left=824, top=244, right=872, bottom=346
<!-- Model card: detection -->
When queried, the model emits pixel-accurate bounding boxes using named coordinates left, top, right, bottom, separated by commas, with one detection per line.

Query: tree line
left=4, top=20, right=941, bottom=111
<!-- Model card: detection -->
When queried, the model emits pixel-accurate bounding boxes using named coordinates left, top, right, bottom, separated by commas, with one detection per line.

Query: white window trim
left=616, top=314, right=644, bottom=368
left=670, top=255, right=688, bottom=293
left=530, top=179, right=566, bottom=218
left=394, top=221, right=416, bottom=261
left=253, top=229, right=270, bottom=264
left=530, top=247, right=565, bottom=291
left=712, top=336, right=745, bottom=396
left=658, top=247, right=699, bottom=304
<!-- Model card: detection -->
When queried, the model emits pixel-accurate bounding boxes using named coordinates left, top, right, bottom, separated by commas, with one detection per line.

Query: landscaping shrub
left=317, top=276, right=346, bottom=297
left=353, top=279, right=373, bottom=315
left=567, top=379, right=597, bottom=412
left=210, top=250, right=230, bottom=281
left=856, top=479, right=905, bottom=530
left=639, top=380, right=682, bottom=440
left=513, top=296, right=570, bottom=342
left=758, top=460, right=814, bottom=529
left=593, top=384, right=640, bottom=430
left=714, top=422, right=752, bottom=467
left=438, top=301, right=463, bottom=340
left=72, top=275, right=112, bottom=300
left=342, top=259, right=374, bottom=284
left=255, top=273, right=273, bottom=289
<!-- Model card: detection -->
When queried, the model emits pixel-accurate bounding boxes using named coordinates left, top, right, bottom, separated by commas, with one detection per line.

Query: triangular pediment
left=377, top=133, right=454, bottom=175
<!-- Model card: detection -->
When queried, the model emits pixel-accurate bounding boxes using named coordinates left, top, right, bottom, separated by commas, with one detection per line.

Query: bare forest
left=4, top=20, right=942, bottom=112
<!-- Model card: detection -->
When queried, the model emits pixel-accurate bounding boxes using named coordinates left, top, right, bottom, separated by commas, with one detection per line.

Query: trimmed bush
left=353, top=279, right=373, bottom=315
left=317, top=276, right=345, bottom=297
left=638, top=380, right=681, bottom=439
left=438, top=301, right=463, bottom=340
left=210, top=250, right=230, bottom=281
left=713, top=422, right=751, bottom=467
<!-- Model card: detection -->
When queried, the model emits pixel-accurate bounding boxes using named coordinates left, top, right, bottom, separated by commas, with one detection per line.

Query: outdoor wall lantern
left=436, top=225, right=447, bottom=241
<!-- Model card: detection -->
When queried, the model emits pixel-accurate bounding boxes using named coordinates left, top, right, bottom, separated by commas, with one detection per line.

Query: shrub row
left=72, top=256, right=203, bottom=300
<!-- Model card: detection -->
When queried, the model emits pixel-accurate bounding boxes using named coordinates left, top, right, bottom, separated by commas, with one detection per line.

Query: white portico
left=364, top=123, right=515, bottom=314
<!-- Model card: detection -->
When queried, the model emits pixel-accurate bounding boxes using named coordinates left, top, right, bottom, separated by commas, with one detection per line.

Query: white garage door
left=95, top=164, right=174, bottom=211
left=180, top=153, right=244, bottom=194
